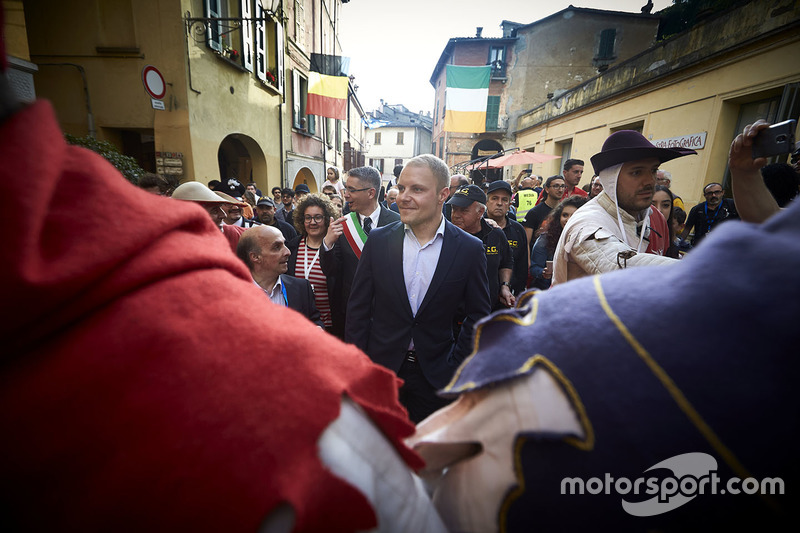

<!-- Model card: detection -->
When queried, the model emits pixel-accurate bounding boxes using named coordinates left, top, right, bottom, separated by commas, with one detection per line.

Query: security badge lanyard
left=704, top=201, right=724, bottom=228
left=280, top=282, right=288, bottom=307
left=303, top=245, right=321, bottom=281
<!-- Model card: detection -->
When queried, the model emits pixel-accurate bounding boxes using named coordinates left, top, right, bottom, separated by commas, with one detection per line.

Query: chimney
left=476, top=27, right=483, bottom=38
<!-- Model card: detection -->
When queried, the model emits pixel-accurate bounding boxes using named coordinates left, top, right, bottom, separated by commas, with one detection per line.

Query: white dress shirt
left=254, top=277, right=286, bottom=307
left=359, top=204, right=382, bottom=231
left=403, top=216, right=446, bottom=317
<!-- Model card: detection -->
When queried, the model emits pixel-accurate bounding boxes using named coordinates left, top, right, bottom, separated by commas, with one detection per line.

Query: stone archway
left=292, top=167, right=318, bottom=193
left=218, top=133, right=267, bottom=193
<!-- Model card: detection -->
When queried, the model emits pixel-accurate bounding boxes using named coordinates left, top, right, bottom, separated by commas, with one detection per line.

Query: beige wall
left=507, top=11, right=659, bottom=132
left=515, top=3, right=800, bottom=208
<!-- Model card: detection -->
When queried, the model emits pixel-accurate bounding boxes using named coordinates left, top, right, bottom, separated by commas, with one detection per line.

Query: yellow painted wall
left=3, top=1, right=30, bottom=60
left=23, top=0, right=284, bottom=193
left=517, top=37, right=800, bottom=208
left=182, top=0, right=282, bottom=190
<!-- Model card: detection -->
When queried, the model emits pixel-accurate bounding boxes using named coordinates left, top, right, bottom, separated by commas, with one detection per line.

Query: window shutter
left=276, top=21, right=285, bottom=93
left=205, top=0, right=222, bottom=51
left=294, top=1, right=305, bottom=49
left=308, top=114, right=316, bottom=135
left=255, top=3, right=267, bottom=81
left=241, top=0, right=254, bottom=71
left=485, top=95, right=500, bottom=131
left=598, top=28, right=616, bottom=59
left=293, top=70, right=301, bottom=127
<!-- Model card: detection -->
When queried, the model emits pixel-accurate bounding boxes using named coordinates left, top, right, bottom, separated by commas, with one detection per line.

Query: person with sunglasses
left=681, top=182, right=739, bottom=247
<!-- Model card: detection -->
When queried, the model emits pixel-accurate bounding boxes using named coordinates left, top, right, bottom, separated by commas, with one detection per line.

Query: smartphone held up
left=751, top=119, right=796, bottom=159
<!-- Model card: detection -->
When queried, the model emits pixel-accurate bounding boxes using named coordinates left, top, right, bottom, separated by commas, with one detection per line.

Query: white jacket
left=553, top=164, right=676, bottom=285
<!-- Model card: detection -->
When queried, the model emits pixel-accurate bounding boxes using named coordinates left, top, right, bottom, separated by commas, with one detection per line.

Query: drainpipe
left=279, top=94, right=285, bottom=187
left=37, top=62, right=96, bottom=138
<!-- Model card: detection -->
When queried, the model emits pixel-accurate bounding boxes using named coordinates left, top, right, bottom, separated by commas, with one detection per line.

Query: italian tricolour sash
left=342, top=211, right=369, bottom=259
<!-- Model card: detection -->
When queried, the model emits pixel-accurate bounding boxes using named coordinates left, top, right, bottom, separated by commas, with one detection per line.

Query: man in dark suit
left=237, top=225, right=323, bottom=327
left=321, top=166, right=400, bottom=333
left=346, top=155, right=491, bottom=423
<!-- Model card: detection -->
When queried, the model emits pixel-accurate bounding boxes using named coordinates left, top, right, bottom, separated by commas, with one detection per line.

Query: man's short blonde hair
left=404, top=154, right=450, bottom=190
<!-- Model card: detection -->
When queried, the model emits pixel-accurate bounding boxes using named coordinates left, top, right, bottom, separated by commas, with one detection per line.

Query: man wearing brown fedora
left=552, top=130, right=696, bottom=285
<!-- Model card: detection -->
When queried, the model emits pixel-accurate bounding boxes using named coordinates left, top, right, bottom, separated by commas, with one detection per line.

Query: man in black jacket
left=237, top=225, right=322, bottom=327
left=321, top=166, right=399, bottom=329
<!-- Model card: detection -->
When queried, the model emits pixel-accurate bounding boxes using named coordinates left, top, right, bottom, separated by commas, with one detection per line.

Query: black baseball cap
left=447, top=184, right=487, bottom=206
left=486, top=180, right=512, bottom=195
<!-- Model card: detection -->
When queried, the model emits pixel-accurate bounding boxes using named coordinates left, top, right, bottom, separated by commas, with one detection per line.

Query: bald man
left=237, top=225, right=323, bottom=327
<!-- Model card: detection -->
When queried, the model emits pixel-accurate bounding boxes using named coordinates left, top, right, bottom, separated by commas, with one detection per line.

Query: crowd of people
left=2, top=15, right=798, bottom=528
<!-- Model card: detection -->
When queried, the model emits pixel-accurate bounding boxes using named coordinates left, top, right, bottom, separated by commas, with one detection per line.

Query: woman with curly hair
left=287, top=193, right=340, bottom=332
left=530, top=196, right=588, bottom=290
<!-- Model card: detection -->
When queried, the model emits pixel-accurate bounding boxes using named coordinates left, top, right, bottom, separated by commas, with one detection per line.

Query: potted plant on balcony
left=220, top=35, right=239, bottom=62
left=266, top=69, right=276, bottom=85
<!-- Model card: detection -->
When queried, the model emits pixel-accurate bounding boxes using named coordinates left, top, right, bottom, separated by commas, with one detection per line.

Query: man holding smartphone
left=729, top=119, right=793, bottom=222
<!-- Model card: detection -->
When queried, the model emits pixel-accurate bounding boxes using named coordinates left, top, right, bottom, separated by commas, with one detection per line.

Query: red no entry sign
left=142, top=65, right=166, bottom=100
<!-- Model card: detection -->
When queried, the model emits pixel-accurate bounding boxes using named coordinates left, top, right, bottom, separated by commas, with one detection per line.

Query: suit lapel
left=376, top=206, right=396, bottom=227
left=417, top=220, right=459, bottom=316
left=388, top=223, right=414, bottom=318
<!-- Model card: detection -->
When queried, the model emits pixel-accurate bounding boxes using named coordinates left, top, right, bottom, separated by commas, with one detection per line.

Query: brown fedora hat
left=590, top=130, right=696, bottom=175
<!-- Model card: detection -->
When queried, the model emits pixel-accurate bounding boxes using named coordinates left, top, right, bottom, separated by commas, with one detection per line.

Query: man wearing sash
left=321, top=166, right=400, bottom=330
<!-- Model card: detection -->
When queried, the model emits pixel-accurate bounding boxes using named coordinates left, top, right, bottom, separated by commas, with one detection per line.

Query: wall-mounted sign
left=651, top=132, right=707, bottom=150
left=155, top=151, right=183, bottom=176
left=142, top=65, right=166, bottom=100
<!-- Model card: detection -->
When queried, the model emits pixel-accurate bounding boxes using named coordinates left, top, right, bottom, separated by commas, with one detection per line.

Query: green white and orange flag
left=308, top=53, right=350, bottom=120
left=341, top=211, right=368, bottom=259
left=444, top=65, right=491, bottom=133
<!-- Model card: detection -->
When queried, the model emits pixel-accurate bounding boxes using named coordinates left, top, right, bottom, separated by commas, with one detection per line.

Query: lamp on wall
left=264, top=0, right=283, bottom=14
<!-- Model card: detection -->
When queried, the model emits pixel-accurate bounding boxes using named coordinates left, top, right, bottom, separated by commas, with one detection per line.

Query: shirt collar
left=360, top=204, right=381, bottom=226
left=253, top=275, right=282, bottom=295
left=404, top=215, right=446, bottom=243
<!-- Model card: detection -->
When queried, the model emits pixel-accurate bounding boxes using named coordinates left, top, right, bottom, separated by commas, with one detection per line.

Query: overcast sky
left=338, top=0, right=673, bottom=116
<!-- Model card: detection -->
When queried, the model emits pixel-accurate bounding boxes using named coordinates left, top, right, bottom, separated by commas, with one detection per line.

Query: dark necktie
left=362, top=216, right=372, bottom=235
